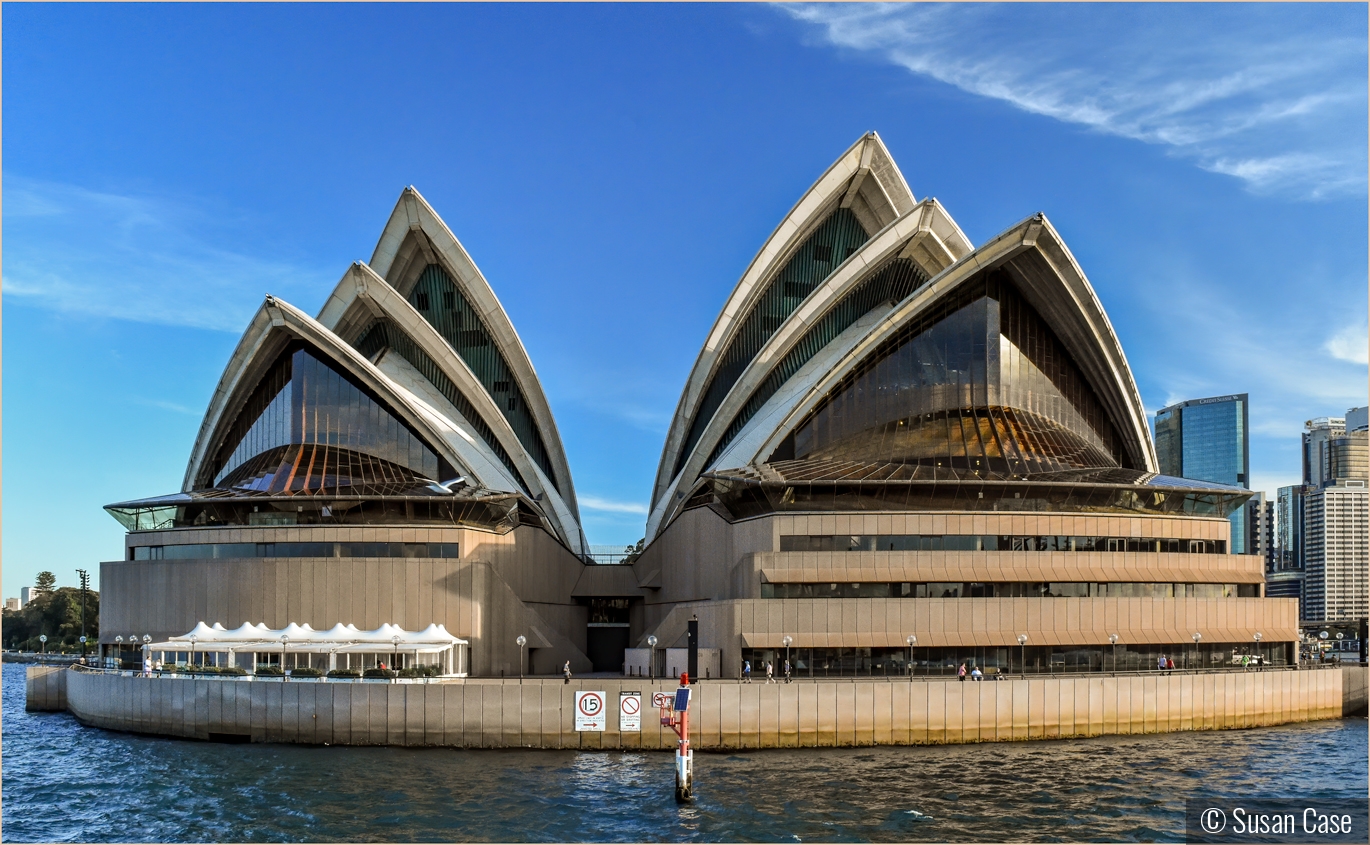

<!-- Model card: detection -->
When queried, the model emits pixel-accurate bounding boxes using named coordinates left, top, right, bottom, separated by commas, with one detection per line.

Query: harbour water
left=4, top=664, right=1366, bottom=843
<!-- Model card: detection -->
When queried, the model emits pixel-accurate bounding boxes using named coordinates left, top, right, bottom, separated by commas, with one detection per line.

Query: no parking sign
left=574, top=691, right=606, bottom=731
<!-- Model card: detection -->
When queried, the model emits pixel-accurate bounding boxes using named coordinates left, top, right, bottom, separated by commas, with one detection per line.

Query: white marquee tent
left=147, top=621, right=469, bottom=675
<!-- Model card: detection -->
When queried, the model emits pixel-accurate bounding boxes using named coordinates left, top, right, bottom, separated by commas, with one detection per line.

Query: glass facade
left=704, top=256, right=929, bottom=470
left=759, top=582, right=1259, bottom=598
left=776, top=271, right=1127, bottom=473
left=675, top=208, right=871, bottom=479
left=354, top=318, right=530, bottom=494
left=406, top=264, right=559, bottom=491
left=131, top=541, right=461, bottom=560
left=1153, top=395, right=1250, bottom=552
left=779, top=533, right=1227, bottom=553
left=742, top=641, right=1290, bottom=678
left=210, top=343, right=453, bottom=488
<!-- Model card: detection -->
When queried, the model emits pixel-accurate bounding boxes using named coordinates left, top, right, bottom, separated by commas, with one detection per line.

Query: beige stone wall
left=644, top=596, right=1297, bottom=678
left=102, top=523, right=591, bottom=676
left=61, top=666, right=1357, bottom=749
left=634, top=508, right=1286, bottom=676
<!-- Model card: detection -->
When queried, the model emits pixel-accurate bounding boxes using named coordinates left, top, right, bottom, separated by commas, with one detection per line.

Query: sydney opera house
left=100, top=132, right=1295, bottom=678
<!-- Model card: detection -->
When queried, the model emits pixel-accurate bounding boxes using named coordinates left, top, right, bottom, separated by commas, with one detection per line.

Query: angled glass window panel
left=782, top=271, right=1126, bottom=472
left=406, top=265, right=558, bottom=491
left=707, top=258, right=929, bottom=470
left=676, top=208, right=871, bottom=479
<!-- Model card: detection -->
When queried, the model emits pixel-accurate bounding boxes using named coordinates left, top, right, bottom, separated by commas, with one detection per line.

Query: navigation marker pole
left=659, top=672, right=694, bottom=803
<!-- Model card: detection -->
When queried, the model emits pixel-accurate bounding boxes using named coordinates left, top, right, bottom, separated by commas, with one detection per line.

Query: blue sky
left=3, top=3, right=1366, bottom=596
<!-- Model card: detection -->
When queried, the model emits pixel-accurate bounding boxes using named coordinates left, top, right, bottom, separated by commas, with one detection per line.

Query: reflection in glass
left=778, top=270, right=1129, bottom=472
left=211, top=343, right=452, bottom=487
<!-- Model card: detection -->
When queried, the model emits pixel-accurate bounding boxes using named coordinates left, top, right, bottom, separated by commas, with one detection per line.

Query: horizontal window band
left=130, top=541, right=460, bottom=561
left=780, top=534, right=1227, bottom=554
left=758, top=581, right=1261, bottom=599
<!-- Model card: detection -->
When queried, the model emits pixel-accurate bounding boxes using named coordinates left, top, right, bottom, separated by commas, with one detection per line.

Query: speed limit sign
left=575, top=691, right=606, bottom=731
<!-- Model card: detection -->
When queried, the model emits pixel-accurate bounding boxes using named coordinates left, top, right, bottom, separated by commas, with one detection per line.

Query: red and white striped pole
left=661, top=671, right=694, bottom=802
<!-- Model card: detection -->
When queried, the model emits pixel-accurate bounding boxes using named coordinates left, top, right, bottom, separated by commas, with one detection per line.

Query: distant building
left=1245, top=491, right=1275, bottom=571
left=1303, top=417, right=1347, bottom=489
left=1347, top=406, right=1368, bottom=433
left=1155, top=394, right=1250, bottom=553
left=19, top=587, right=35, bottom=606
left=4, top=598, right=20, bottom=612
left=1274, top=484, right=1307, bottom=618
left=1299, top=410, right=1369, bottom=623
left=1303, top=481, right=1369, bottom=622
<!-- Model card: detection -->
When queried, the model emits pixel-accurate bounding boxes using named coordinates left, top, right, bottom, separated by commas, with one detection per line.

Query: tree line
left=2, top=571, right=100, bottom=652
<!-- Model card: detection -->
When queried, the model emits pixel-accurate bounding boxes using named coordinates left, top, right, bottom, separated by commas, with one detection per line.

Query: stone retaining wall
left=52, top=666, right=1361, bottom=748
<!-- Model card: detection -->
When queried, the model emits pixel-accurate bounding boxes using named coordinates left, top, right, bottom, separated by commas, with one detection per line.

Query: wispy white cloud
left=579, top=495, right=649, bottom=515
left=131, top=397, right=201, bottom=416
left=2, top=176, right=330, bottom=331
left=1325, top=323, right=1369, bottom=366
left=780, top=3, right=1366, bottom=198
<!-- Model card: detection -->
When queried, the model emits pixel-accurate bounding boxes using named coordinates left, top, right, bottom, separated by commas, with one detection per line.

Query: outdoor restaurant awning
left=146, top=621, right=468, bottom=653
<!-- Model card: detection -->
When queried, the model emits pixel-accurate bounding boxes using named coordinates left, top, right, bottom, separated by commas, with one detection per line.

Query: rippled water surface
left=3, top=664, right=1366, bottom=842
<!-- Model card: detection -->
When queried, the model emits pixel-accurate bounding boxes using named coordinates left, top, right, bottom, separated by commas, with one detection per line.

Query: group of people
left=1157, top=655, right=1177, bottom=674
left=956, top=662, right=984, bottom=681
left=741, top=659, right=792, bottom=683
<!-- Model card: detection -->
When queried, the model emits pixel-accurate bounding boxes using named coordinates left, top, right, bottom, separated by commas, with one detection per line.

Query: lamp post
left=143, top=635, right=151, bottom=672
left=1192, top=632, right=1202, bottom=671
left=392, top=634, right=401, bottom=675
left=1017, top=634, right=1027, bottom=676
left=906, top=635, right=917, bottom=678
left=79, top=636, right=88, bottom=663
left=1253, top=632, right=1263, bottom=670
left=1109, top=633, right=1119, bottom=673
left=647, top=635, right=658, bottom=680
left=516, top=635, right=527, bottom=683
left=781, top=635, right=792, bottom=681
left=189, top=633, right=198, bottom=671
left=39, top=634, right=47, bottom=659
left=281, top=634, right=290, bottom=681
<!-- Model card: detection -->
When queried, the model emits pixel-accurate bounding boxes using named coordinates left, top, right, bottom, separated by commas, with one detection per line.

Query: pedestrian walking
left=783, top=659, right=792, bottom=683
left=1166, top=656, right=1175, bottom=674
left=743, top=660, right=752, bottom=683
left=563, top=660, right=572, bottom=684
left=958, top=662, right=967, bottom=682
left=766, top=661, right=774, bottom=683
left=1157, top=655, right=1166, bottom=672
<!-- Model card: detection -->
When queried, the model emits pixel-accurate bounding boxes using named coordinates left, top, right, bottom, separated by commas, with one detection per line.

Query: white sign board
left=619, top=692, right=641, bottom=732
left=651, top=691, right=672, bottom=709
left=574, top=691, right=606, bottom=731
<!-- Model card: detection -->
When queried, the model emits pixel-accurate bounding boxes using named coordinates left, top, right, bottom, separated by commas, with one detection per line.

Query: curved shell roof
left=647, top=139, right=1155, bottom=539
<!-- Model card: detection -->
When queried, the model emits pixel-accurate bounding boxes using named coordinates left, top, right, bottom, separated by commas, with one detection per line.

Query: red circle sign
left=621, top=695, right=640, bottom=715
left=578, top=692, right=603, bottom=716
left=652, top=692, right=671, bottom=708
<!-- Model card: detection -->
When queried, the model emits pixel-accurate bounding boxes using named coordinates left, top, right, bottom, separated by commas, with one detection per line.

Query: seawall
left=45, top=665, right=1365, bottom=749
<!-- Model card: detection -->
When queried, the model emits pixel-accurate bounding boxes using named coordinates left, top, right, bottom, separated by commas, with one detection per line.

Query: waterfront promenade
left=28, top=663, right=1366, bottom=749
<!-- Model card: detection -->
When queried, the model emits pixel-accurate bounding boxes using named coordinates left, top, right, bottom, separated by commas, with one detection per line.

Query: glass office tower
left=1155, top=394, right=1250, bottom=553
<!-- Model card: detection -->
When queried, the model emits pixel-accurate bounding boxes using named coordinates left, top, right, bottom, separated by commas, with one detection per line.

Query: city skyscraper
left=1272, top=483, right=1307, bottom=618
left=1300, top=409, right=1368, bottom=623
left=1155, top=394, right=1250, bottom=553
left=1244, top=491, right=1275, bottom=571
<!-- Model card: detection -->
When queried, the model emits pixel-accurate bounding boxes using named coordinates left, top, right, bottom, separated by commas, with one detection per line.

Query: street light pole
left=782, top=635, right=792, bottom=682
left=39, top=634, right=47, bottom=659
left=1254, top=632, right=1263, bottom=670
left=906, top=635, right=917, bottom=679
left=647, top=635, right=658, bottom=681
left=189, top=633, right=198, bottom=671
left=77, top=569, right=89, bottom=657
left=1109, top=633, right=1119, bottom=673
left=282, top=634, right=290, bottom=681
left=1017, top=634, right=1028, bottom=676
left=516, top=635, right=527, bottom=683
left=1192, top=632, right=1202, bottom=671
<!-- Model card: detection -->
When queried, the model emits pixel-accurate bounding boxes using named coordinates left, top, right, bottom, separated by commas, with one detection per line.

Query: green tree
left=34, top=571, right=57, bottom=594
